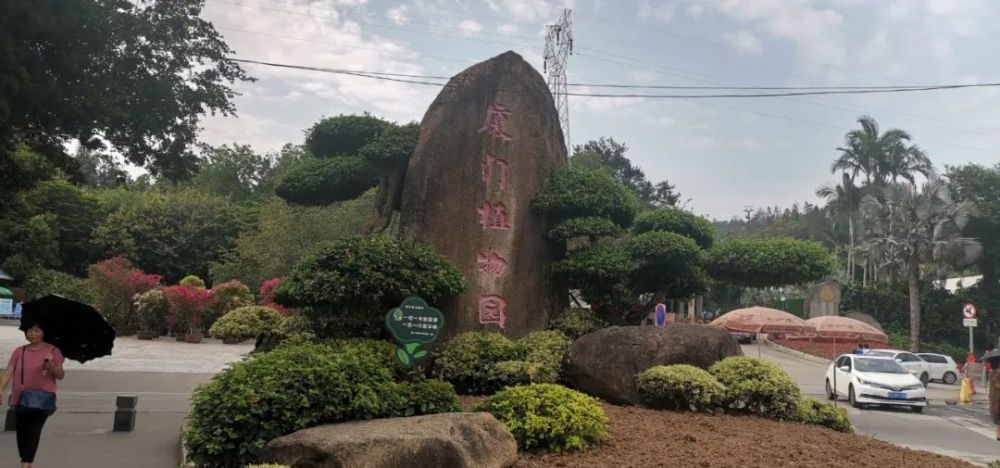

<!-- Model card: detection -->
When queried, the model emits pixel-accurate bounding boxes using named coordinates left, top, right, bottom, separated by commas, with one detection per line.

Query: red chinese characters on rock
left=481, top=153, right=510, bottom=191
left=478, top=295, right=507, bottom=329
left=476, top=201, right=511, bottom=230
left=479, top=103, right=513, bottom=142
left=477, top=250, right=508, bottom=276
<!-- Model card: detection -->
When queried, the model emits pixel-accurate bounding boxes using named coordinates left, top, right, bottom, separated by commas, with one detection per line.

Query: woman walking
left=0, top=319, right=65, bottom=467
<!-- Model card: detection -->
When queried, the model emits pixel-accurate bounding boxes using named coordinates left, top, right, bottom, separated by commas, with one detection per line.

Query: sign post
left=963, top=303, right=977, bottom=353
left=385, top=297, right=444, bottom=368
left=654, top=303, right=666, bottom=327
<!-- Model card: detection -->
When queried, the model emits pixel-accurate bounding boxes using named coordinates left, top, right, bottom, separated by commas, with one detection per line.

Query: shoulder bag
left=16, top=345, right=57, bottom=416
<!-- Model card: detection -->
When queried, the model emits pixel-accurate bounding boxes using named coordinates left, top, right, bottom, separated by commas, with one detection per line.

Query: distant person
left=854, top=344, right=864, bottom=355
left=0, top=319, right=66, bottom=468
left=862, top=343, right=870, bottom=354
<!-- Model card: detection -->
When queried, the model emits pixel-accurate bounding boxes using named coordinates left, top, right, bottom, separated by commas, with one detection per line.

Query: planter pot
left=136, top=330, right=157, bottom=340
left=222, top=336, right=244, bottom=345
left=174, top=333, right=187, bottom=342
left=185, top=333, right=203, bottom=344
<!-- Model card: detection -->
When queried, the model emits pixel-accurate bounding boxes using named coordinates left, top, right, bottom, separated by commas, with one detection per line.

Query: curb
left=178, top=427, right=192, bottom=468
left=762, top=339, right=833, bottom=365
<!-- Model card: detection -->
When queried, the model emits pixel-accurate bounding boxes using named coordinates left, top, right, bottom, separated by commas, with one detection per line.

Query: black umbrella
left=20, top=294, right=116, bottom=363
left=981, top=349, right=1000, bottom=367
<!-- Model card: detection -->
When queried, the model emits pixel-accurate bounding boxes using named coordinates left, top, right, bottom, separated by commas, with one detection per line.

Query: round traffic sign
left=963, top=303, right=977, bottom=319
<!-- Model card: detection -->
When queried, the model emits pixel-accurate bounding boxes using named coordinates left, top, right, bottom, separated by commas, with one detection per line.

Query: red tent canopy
left=710, top=307, right=817, bottom=335
left=805, top=315, right=888, bottom=343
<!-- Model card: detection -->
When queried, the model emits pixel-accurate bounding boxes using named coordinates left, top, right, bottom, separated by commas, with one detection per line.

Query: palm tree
left=860, top=180, right=982, bottom=351
left=817, top=173, right=864, bottom=282
left=832, top=116, right=929, bottom=186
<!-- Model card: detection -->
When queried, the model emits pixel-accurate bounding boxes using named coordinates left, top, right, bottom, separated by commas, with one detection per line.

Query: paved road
left=747, top=344, right=1000, bottom=466
left=0, top=324, right=252, bottom=467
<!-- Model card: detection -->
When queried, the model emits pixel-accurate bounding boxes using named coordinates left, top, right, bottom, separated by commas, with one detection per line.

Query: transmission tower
left=544, top=9, right=573, bottom=150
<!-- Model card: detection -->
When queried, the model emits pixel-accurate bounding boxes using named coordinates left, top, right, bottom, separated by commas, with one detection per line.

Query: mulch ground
left=461, top=397, right=976, bottom=468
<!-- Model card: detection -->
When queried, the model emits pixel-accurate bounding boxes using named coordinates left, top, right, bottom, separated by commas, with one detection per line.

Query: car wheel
left=849, top=385, right=860, bottom=408
left=920, top=373, right=929, bottom=387
left=943, top=372, right=957, bottom=385
left=910, top=405, right=924, bottom=413
left=826, top=379, right=836, bottom=400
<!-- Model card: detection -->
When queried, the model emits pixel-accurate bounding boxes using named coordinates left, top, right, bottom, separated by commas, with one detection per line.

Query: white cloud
left=687, top=3, right=705, bottom=18
left=486, top=0, right=566, bottom=22
left=497, top=24, right=520, bottom=36
left=724, top=30, right=762, bottom=54
left=457, top=19, right=483, bottom=36
left=386, top=5, right=408, bottom=25
left=638, top=0, right=676, bottom=22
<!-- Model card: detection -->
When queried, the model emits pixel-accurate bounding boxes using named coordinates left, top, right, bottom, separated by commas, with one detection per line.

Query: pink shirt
left=7, top=345, right=64, bottom=406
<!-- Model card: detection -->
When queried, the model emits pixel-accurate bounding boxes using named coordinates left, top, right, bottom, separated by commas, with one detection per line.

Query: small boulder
left=261, top=412, right=517, bottom=468
left=564, top=324, right=743, bottom=405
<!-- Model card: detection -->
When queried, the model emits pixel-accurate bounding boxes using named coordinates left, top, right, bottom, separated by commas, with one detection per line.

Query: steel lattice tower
left=544, top=9, right=573, bottom=150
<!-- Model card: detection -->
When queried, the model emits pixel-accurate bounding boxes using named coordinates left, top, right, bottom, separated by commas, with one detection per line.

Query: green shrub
left=207, top=279, right=254, bottom=331
left=475, top=384, right=608, bottom=452
left=22, top=268, right=92, bottom=303
left=632, top=207, right=716, bottom=249
left=795, top=397, right=853, bottom=433
left=180, top=275, right=207, bottom=289
left=709, top=357, right=801, bottom=420
left=184, top=343, right=396, bottom=467
left=209, top=306, right=284, bottom=343
left=279, top=312, right=314, bottom=335
left=548, top=307, right=607, bottom=340
left=547, top=217, right=624, bottom=242
left=531, top=167, right=640, bottom=226
left=326, top=338, right=406, bottom=380
left=515, top=330, right=568, bottom=383
left=435, top=331, right=519, bottom=394
left=276, top=234, right=466, bottom=338
left=636, top=365, right=726, bottom=413
left=247, top=465, right=289, bottom=468
left=489, top=360, right=545, bottom=387
left=133, top=289, right=169, bottom=334
left=386, top=379, right=462, bottom=417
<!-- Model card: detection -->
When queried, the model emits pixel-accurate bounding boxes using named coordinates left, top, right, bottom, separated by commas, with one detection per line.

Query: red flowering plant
left=206, top=279, right=254, bottom=331
left=87, top=257, right=162, bottom=333
left=258, top=277, right=289, bottom=316
left=163, top=284, right=217, bottom=336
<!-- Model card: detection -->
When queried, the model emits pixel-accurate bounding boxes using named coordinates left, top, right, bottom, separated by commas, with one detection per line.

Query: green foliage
left=707, top=237, right=836, bottom=288
left=636, top=365, right=726, bottom=413
left=209, top=194, right=374, bottom=291
left=547, top=217, right=624, bottom=242
left=633, top=207, right=716, bottom=249
left=247, top=465, right=289, bottom=468
left=475, top=384, right=608, bottom=452
left=570, top=138, right=680, bottom=208
left=627, top=231, right=709, bottom=298
left=20, top=178, right=101, bottom=274
left=435, top=331, right=520, bottom=394
left=548, top=308, right=608, bottom=340
left=0, top=0, right=250, bottom=182
left=532, top=167, right=640, bottom=226
left=514, top=330, right=569, bottom=383
left=191, top=144, right=277, bottom=202
left=709, top=357, right=801, bottom=420
left=185, top=342, right=459, bottom=467
left=19, top=268, right=91, bottom=303
left=207, top=279, right=254, bottom=331
left=359, top=122, right=420, bottom=170
left=209, top=306, right=284, bottom=343
left=305, top=114, right=389, bottom=158
left=555, top=240, right=636, bottom=309
left=180, top=275, right=206, bottom=289
left=280, top=313, right=314, bottom=335
left=134, top=289, right=169, bottom=334
left=276, top=235, right=466, bottom=339
left=488, top=360, right=547, bottom=387
left=948, top=164, right=1000, bottom=285
left=92, top=188, right=240, bottom=282
left=0, top=215, right=61, bottom=278
left=795, top=397, right=853, bottom=433
left=274, top=156, right=376, bottom=206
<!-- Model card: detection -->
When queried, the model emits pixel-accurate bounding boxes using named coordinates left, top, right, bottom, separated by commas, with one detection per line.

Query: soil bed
left=511, top=403, right=975, bottom=468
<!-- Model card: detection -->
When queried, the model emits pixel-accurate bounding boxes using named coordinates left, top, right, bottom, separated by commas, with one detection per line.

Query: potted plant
left=163, top=284, right=216, bottom=344
left=134, top=290, right=169, bottom=340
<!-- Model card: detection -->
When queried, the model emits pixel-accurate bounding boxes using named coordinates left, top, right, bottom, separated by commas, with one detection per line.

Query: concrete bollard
left=113, top=395, right=138, bottom=432
left=3, top=408, right=14, bottom=431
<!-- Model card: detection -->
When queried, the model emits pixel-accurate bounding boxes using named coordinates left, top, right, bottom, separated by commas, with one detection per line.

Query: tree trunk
left=907, top=260, right=921, bottom=352
left=847, top=215, right=855, bottom=284
left=364, top=164, right=408, bottom=234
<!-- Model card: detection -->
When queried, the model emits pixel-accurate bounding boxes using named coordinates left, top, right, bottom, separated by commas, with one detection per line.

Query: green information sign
left=385, top=296, right=444, bottom=368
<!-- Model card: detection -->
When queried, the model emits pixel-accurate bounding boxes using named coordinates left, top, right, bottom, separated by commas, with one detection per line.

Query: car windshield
left=854, top=358, right=908, bottom=374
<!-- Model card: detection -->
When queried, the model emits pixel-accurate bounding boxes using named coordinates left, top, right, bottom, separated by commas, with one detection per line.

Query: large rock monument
left=400, top=51, right=567, bottom=337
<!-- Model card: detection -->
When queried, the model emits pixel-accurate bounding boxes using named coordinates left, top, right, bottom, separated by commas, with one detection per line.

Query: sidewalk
left=0, top=325, right=252, bottom=467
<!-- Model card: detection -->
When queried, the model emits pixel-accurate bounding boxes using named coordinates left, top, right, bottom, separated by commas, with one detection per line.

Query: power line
left=229, top=58, right=1000, bottom=98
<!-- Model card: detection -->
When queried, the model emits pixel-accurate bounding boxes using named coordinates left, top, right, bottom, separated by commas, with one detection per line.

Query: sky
left=196, top=0, right=1000, bottom=220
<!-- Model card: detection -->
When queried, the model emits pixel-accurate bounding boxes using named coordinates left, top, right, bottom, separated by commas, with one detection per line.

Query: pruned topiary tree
left=706, top=237, right=836, bottom=289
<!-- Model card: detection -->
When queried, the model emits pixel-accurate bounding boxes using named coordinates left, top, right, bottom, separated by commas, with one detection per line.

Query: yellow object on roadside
left=959, top=378, right=973, bottom=404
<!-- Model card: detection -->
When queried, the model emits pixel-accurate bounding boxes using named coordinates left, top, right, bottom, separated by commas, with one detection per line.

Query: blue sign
left=654, top=303, right=667, bottom=327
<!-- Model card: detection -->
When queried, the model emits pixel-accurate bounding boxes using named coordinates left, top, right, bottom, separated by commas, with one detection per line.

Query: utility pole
left=544, top=9, right=573, bottom=151
left=743, top=206, right=754, bottom=233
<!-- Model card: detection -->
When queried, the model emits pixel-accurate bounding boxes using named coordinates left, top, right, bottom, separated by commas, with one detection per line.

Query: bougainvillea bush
left=87, top=257, right=162, bottom=333
left=258, top=277, right=288, bottom=315
left=163, top=284, right=216, bottom=335
left=207, top=279, right=255, bottom=331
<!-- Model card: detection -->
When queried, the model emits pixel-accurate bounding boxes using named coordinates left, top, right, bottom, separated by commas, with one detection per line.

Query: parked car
left=825, top=354, right=927, bottom=412
left=729, top=331, right=754, bottom=344
left=864, top=349, right=931, bottom=387
left=916, top=353, right=960, bottom=385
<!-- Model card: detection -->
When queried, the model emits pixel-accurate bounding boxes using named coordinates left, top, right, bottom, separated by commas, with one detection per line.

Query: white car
left=864, top=349, right=931, bottom=386
left=825, top=354, right=927, bottom=412
left=917, top=353, right=960, bottom=385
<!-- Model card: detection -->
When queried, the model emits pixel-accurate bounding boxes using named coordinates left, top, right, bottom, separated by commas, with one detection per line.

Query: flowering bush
left=163, top=285, right=217, bottom=335
left=206, top=279, right=254, bottom=332
left=134, top=289, right=170, bottom=335
left=258, top=277, right=288, bottom=315
left=180, top=275, right=207, bottom=289
left=87, top=257, right=162, bottom=333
